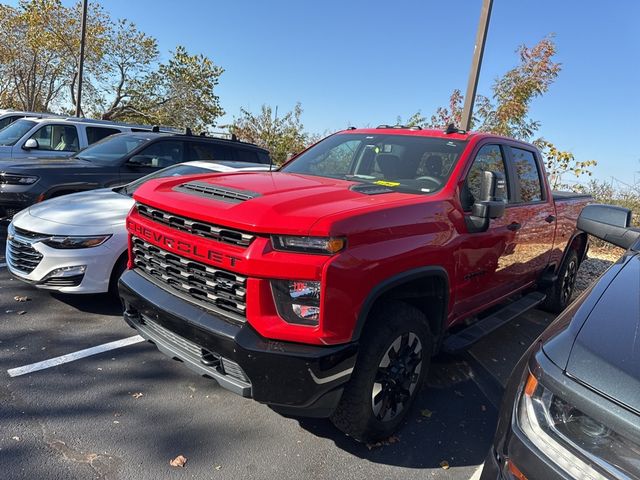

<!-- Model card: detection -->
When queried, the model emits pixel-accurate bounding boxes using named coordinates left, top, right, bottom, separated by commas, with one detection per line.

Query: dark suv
left=0, top=131, right=271, bottom=220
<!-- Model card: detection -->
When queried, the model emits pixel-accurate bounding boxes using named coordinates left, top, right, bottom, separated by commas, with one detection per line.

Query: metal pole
left=75, top=0, right=88, bottom=117
left=460, top=0, right=493, bottom=132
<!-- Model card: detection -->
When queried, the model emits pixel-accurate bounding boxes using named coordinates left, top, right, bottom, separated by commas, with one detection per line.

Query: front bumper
left=118, top=269, right=358, bottom=416
left=0, top=187, right=37, bottom=221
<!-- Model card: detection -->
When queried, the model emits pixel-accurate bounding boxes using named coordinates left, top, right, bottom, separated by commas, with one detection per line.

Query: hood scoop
left=350, top=183, right=394, bottom=195
left=174, top=181, right=261, bottom=204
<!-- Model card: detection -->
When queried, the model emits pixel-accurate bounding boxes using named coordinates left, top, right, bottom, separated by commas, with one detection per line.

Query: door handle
left=507, top=222, right=521, bottom=231
left=545, top=215, right=556, bottom=223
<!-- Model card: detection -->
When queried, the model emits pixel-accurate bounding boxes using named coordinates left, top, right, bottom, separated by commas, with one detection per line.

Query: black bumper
left=0, top=190, right=36, bottom=221
left=118, top=269, right=358, bottom=417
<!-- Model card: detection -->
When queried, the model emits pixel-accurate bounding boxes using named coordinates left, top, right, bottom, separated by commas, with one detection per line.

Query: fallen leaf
left=14, top=296, right=29, bottom=302
left=132, top=392, right=144, bottom=399
left=420, top=408, right=433, bottom=418
left=170, top=455, right=187, bottom=467
left=214, top=465, right=222, bottom=470
left=454, top=390, right=464, bottom=398
left=12, top=436, right=20, bottom=441
left=366, top=435, right=400, bottom=450
left=17, top=311, right=27, bottom=315
left=440, top=460, right=450, bottom=470
left=481, top=405, right=487, bottom=411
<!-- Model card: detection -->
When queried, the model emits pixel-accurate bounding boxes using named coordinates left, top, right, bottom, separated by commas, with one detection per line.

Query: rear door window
left=510, top=147, right=543, bottom=203
left=235, top=149, right=260, bottom=163
left=30, top=124, right=80, bottom=152
left=86, top=127, right=121, bottom=144
left=188, top=142, right=234, bottom=161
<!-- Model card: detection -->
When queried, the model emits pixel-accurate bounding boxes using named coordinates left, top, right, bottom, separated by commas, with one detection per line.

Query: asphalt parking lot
left=0, top=229, right=562, bottom=480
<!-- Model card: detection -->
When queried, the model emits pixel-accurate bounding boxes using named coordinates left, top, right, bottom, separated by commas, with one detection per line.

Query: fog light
left=271, top=280, right=320, bottom=326
left=45, top=265, right=87, bottom=278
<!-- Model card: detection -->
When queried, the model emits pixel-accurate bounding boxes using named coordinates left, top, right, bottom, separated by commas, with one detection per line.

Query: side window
left=463, top=144, right=508, bottom=210
left=235, top=149, right=259, bottom=163
left=0, top=116, right=18, bottom=130
left=131, top=141, right=185, bottom=168
left=30, top=125, right=79, bottom=152
left=257, top=152, right=271, bottom=165
left=511, top=147, right=543, bottom=203
left=189, top=142, right=234, bottom=161
left=86, top=127, right=121, bottom=144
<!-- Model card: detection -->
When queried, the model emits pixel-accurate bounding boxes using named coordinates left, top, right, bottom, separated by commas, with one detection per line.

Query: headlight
left=41, top=235, right=111, bottom=249
left=271, top=280, right=321, bottom=326
left=271, top=235, right=345, bottom=254
left=0, top=173, right=39, bottom=185
left=517, top=372, right=640, bottom=479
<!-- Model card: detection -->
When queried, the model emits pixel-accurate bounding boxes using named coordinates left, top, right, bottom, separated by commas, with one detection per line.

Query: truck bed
left=552, top=190, right=592, bottom=201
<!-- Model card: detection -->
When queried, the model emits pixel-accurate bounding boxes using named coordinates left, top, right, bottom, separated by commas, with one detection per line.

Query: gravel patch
left=574, top=246, right=626, bottom=295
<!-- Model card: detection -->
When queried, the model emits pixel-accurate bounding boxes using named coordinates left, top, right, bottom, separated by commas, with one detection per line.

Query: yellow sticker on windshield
left=374, top=180, right=400, bottom=187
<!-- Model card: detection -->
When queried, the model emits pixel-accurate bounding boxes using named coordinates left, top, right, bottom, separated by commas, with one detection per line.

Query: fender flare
left=351, top=266, right=450, bottom=342
left=560, top=230, right=589, bottom=269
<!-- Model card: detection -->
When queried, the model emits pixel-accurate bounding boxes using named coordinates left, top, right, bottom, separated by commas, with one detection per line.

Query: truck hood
left=133, top=171, right=417, bottom=235
left=25, top=188, right=133, bottom=227
left=564, top=252, right=640, bottom=414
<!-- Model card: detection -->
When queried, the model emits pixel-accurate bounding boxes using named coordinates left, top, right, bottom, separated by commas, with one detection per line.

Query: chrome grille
left=132, top=236, right=247, bottom=320
left=136, top=203, right=255, bottom=248
left=7, top=227, right=44, bottom=274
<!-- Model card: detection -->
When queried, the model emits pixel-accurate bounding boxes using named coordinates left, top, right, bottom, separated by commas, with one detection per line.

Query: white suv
left=0, top=117, right=152, bottom=161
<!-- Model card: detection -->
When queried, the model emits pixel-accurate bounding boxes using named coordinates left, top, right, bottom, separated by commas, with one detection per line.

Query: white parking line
left=7, top=335, right=145, bottom=377
left=469, top=464, right=484, bottom=480
left=0, top=262, right=6, bottom=268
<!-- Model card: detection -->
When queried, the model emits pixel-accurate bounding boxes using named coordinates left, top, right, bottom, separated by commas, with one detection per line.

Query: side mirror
left=23, top=138, right=39, bottom=150
left=578, top=204, right=640, bottom=250
left=466, top=171, right=506, bottom=233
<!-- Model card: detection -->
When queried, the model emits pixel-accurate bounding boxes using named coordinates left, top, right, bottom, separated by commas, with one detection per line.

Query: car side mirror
left=578, top=204, right=640, bottom=250
left=466, top=171, right=506, bottom=233
left=23, top=138, right=39, bottom=150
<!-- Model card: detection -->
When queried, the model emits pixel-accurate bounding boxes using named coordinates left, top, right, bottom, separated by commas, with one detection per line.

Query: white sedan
left=6, top=161, right=270, bottom=294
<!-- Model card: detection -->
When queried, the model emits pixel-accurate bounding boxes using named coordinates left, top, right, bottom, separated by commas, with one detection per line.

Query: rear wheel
left=331, top=302, right=432, bottom=442
left=541, top=248, right=579, bottom=313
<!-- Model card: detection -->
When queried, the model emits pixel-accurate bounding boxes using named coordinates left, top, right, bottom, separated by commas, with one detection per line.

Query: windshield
left=0, top=119, right=36, bottom=146
left=119, top=164, right=218, bottom=196
left=281, top=133, right=468, bottom=194
left=75, top=134, right=148, bottom=164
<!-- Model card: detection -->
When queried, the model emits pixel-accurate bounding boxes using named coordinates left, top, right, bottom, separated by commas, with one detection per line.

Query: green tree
left=230, top=103, right=310, bottom=164
left=103, top=46, right=224, bottom=130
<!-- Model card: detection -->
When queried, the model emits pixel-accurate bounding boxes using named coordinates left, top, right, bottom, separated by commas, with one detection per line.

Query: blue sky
left=10, top=0, right=640, bottom=183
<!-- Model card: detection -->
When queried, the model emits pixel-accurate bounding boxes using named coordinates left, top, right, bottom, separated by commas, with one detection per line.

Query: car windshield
left=74, top=134, right=148, bottom=164
left=118, top=164, right=218, bottom=196
left=0, top=119, right=36, bottom=146
left=280, top=133, right=468, bottom=194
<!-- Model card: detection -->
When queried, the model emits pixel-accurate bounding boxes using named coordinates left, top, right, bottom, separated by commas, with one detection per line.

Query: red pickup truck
left=119, top=126, right=591, bottom=441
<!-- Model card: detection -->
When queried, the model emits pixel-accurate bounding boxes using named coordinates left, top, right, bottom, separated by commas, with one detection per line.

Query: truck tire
left=541, top=248, right=579, bottom=313
left=331, top=301, right=432, bottom=442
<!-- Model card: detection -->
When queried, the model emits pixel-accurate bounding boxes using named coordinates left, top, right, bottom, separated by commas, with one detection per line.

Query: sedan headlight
left=0, top=173, right=39, bottom=185
left=41, top=235, right=111, bottom=249
left=518, top=372, right=640, bottom=479
left=271, top=235, right=345, bottom=254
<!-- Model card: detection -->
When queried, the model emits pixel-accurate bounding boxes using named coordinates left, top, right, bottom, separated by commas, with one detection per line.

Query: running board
left=442, top=292, right=546, bottom=354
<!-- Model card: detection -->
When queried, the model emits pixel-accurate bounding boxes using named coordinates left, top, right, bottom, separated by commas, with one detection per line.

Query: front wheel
left=331, top=302, right=432, bottom=442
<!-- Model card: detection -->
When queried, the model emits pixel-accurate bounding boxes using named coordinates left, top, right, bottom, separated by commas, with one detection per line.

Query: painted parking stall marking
left=7, top=335, right=144, bottom=377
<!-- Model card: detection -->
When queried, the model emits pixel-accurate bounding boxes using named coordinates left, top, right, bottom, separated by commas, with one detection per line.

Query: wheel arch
left=352, top=266, right=449, bottom=344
